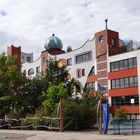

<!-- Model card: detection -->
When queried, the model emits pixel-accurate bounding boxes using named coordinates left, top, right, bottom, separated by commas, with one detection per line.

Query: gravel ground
left=0, top=130, right=140, bottom=140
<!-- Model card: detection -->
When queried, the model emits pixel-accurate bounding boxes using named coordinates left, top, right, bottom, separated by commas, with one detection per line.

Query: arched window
left=36, top=66, right=40, bottom=73
left=28, top=68, right=34, bottom=75
left=99, top=35, right=104, bottom=43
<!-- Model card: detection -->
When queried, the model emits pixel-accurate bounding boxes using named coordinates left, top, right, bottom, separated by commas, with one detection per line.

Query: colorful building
left=7, top=23, right=140, bottom=118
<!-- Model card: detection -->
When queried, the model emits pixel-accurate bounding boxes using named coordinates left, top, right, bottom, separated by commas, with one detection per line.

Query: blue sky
left=0, top=0, right=140, bottom=59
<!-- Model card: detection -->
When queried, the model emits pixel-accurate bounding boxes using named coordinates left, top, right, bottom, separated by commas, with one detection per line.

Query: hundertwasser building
left=7, top=23, right=140, bottom=119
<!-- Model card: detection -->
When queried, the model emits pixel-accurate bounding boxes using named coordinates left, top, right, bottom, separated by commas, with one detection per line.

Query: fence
left=112, top=119, right=140, bottom=135
left=0, top=117, right=75, bottom=131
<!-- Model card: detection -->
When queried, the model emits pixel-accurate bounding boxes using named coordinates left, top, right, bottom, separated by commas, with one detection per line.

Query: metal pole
left=99, top=93, right=102, bottom=134
left=105, top=19, right=108, bottom=30
left=131, top=98, right=135, bottom=134
left=97, top=100, right=100, bottom=130
left=132, top=103, right=134, bottom=134
left=60, top=97, right=63, bottom=132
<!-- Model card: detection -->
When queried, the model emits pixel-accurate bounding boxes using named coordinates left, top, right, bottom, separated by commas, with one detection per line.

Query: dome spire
left=105, top=18, right=108, bottom=30
left=44, top=34, right=63, bottom=50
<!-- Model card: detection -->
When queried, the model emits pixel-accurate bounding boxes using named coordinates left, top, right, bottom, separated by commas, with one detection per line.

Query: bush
left=114, top=109, right=126, bottom=120
left=63, top=99, right=97, bottom=130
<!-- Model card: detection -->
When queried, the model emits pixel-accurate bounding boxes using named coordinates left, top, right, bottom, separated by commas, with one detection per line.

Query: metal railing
left=112, top=119, right=140, bottom=135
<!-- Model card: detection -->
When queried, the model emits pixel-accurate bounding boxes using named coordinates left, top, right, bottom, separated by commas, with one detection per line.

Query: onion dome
left=44, top=34, right=63, bottom=50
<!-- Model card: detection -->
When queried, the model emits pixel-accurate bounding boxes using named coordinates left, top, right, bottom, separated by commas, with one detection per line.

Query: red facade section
left=95, top=30, right=108, bottom=95
left=107, top=30, right=119, bottom=56
left=108, top=68, right=137, bottom=80
left=7, top=45, right=21, bottom=66
left=110, top=106, right=139, bottom=114
left=48, top=49, right=65, bottom=55
left=109, top=87, right=138, bottom=97
left=97, top=62, right=107, bottom=70
left=41, top=51, right=48, bottom=76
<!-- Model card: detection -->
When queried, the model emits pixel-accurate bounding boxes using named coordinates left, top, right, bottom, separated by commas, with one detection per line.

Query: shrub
left=114, top=109, right=126, bottom=120
left=62, top=99, right=97, bottom=130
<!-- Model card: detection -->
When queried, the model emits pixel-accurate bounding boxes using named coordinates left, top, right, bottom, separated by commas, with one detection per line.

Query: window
left=111, top=76, right=138, bottom=89
left=110, top=63, right=115, bottom=72
left=28, top=68, right=34, bottom=75
left=120, top=78, right=125, bottom=88
left=128, top=58, right=133, bottom=68
left=134, top=76, right=138, bottom=86
left=112, top=95, right=139, bottom=107
left=36, top=66, right=40, bottom=74
left=111, top=38, right=116, bottom=46
left=114, top=61, right=119, bottom=71
left=67, top=58, right=72, bottom=66
left=85, top=82, right=95, bottom=91
left=110, top=57, right=137, bottom=72
left=115, top=79, right=120, bottom=88
left=123, top=59, right=128, bottom=69
left=75, top=51, right=92, bottom=64
left=133, top=57, right=137, bottom=67
left=124, top=78, right=129, bottom=88
left=119, top=60, right=123, bottom=70
left=99, top=35, right=104, bottom=44
left=82, top=69, right=85, bottom=76
left=111, top=80, right=115, bottom=89
left=77, top=69, right=81, bottom=78
left=129, top=77, right=134, bottom=87
left=89, top=67, right=95, bottom=76
left=27, top=57, right=31, bottom=62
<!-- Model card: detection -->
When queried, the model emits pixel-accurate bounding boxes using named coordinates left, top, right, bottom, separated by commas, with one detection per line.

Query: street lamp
left=131, top=98, right=135, bottom=134
left=131, top=98, right=135, bottom=119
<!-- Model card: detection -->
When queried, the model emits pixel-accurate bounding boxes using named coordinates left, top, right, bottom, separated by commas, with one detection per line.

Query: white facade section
left=21, top=52, right=33, bottom=63
left=22, top=57, right=41, bottom=79
left=50, top=38, right=96, bottom=88
left=108, top=50, right=138, bottom=90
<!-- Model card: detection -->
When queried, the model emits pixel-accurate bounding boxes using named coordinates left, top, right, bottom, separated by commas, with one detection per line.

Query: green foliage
left=42, top=83, right=67, bottom=116
left=0, top=54, right=45, bottom=118
left=114, top=109, right=126, bottom=119
left=45, top=58, right=68, bottom=85
left=63, top=97, right=98, bottom=130
left=21, top=117, right=41, bottom=127
left=0, top=54, right=25, bottom=117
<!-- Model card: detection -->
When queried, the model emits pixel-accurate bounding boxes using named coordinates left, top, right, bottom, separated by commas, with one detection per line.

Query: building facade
left=7, top=26, right=140, bottom=118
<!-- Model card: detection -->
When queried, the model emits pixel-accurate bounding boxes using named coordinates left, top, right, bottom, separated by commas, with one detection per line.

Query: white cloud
left=0, top=0, right=140, bottom=59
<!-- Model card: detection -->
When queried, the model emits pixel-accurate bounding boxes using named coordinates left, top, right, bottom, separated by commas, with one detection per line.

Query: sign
left=131, top=98, right=135, bottom=104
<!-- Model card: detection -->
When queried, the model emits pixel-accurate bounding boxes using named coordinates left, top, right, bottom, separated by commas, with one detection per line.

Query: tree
left=42, top=58, right=78, bottom=116
left=19, top=78, right=45, bottom=117
left=67, top=46, right=72, bottom=52
left=45, top=58, right=69, bottom=85
left=0, top=53, right=26, bottom=117
left=0, top=53, right=45, bottom=118
left=42, top=82, right=67, bottom=116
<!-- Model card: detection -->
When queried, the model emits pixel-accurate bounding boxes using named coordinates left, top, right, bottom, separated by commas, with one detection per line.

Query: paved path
left=0, top=130, right=140, bottom=140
